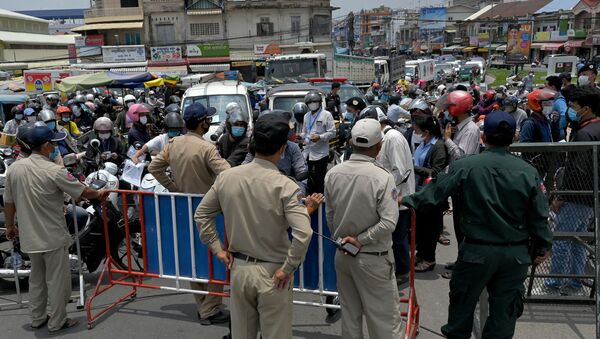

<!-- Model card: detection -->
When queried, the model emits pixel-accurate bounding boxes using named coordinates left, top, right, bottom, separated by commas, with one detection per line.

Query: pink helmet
left=126, top=103, right=150, bottom=123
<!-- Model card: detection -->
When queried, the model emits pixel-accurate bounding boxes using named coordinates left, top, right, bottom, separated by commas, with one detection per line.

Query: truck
left=332, top=54, right=375, bottom=88
left=374, top=55, right=406, bottom=89
left=265, top=54, right=327, bottom=85
left=405, top=59, right=435, bottom=89
left=547, top=55, right=578, bottom=78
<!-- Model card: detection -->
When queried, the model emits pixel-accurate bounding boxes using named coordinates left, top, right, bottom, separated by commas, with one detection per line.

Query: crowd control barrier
left=86, top=190, right=419, bottom=338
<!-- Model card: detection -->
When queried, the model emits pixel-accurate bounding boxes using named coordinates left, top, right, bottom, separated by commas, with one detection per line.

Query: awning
left=442, top=45, right=463, bottom=52
left=463, top=47, right=477, bottom=52
left=54, top=72, right=114, bottom=92
left=530, top=43, right=543, bottom=49
left=109, top=67, right=147, bottom=73
left=187, top=57, right=230, bottom=64
left=230, top=50, right=256, bottom=61
left=187, top=9, right=222, bottom=15
left=0, top=30, right=76, bottom=45
left=564, top=40, right=585, bottom=48
left=144, top=78, right=179, bottom=88
left=0, top=63, right=28, bottom=70
left=71, top=62, right=148, bottom=70
left=189, top=64, right=230, bottom=72
left=542, top=42, right=564, bottom=51
left=147, top=65, right=188, bottom=76
left=478, top=48, right=489, bottom=53
left=72, top=22, right=143, bottom=32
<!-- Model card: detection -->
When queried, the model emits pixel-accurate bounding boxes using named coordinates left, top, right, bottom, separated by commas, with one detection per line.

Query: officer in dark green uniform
left=401, top=111, right=553, bottom=339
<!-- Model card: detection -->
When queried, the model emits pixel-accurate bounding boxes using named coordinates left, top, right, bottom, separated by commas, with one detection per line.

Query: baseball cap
left=24, top=107, right=35, bottom=116
left=253, top=114, right=289, bottom=148
left=578, top=63, right=597, bottom=75
left=351, top=118, right=383, bottom=147
left=483, top=110, right=516, bottom=135
left=345, top=97, right=366, bottom=111
left=28, top=122, right=66, bottom=146
left=183, top=103, right=217, bottom=122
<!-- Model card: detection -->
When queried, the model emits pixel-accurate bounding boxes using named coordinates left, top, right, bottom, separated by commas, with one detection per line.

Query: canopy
left=107, top=71, right=155, bottom=87
left=54, top=72, right=113, bottom=92
left=144, top=78, right=179, bottom=88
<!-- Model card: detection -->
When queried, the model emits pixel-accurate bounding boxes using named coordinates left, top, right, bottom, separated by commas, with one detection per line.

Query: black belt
left=464, top=238, right=528, bottom=247
left=231, top=252, right=282, bottom=264
left=361, top=251, right=389, bottom=256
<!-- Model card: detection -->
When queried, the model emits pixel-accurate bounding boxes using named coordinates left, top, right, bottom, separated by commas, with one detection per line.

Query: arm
left=403, top=165, right=462, bottom=211
left=195, top=184, right=224, bottom=254
left=148, top=144, right=179, bottom=192
left=242, top=151, right=254, bottom=165
left=387, top=137, right=413, bottom=187
left=445, top=124, right=479, bottom=161
left=290, top=143, right=308, bottom=181
left=519, top=120, right=535, bottom=143
left=415, top=142, right=448, bottom=178
left=206, top=146, right=231, bottom=175
left=280, top=185, right=313, bottom=274
left=131, top=144, right=149, bottom=164
left=356, top=174, right=400, bottom=246
left=70, top=122, right=81, bottom=137
left=225, top=139, right=249, bottom=167
left=319, top=112, right=336, bottom=142
left=4, top=203, right=17, bottom=239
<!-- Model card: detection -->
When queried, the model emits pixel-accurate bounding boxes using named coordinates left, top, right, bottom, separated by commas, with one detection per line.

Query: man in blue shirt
left=546, top=75, right=570, bottom=140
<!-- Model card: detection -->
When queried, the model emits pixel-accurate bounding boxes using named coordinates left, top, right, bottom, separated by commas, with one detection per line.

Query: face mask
left=412, top=132, right=424, bottom=143
left=579, top=75, right=590, bottom=86
left=231, top=126, right=246, bottom=137
left=308, top=102, right=320, bottom=112
left=49, top=146, right=59, bottom=161
left=444, top=111, right=451, bottom=121
left=344, top=111, right=354, bottom=123
left=46, top=121, right=56, bottom=130
left=62, top=116, right=70, bottom=123
left=139, top=116, right=148, bottom=125
left=73, top=110, right=81, bottom=117
left=167, top=130, right=180, bottom=138
left=27, top=116, right=36, bottom=122
left=15, top=114, right=23, bottom=121
left=98, top=132, right=111, bottom=140
left=127, top=102, right=134, bottom=108
left=542, top=105, right=553, bottom=117
left=569, top=107, right=583, bottom=122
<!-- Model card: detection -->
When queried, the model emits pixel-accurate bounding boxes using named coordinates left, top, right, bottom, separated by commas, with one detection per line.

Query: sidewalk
left=0, top=215, right=595, bottom=338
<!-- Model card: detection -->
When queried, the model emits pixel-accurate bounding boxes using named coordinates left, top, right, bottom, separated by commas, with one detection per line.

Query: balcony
left=84, top=7, right=144, bottom=24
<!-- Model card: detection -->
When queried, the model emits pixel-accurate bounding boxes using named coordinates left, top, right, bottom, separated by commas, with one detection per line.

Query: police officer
left=401, top=111, right=553, bottom=339
left=325, top=82, right=342, bottom=120
left=324, top=118, right=403, bottom=339
left=149, top=103, right=231, bottom=325
left=4, top=123, right=108, bottom=334
left=195, top=114, right=313, bottom=339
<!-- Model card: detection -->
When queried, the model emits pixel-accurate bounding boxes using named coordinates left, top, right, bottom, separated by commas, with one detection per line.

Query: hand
left=272, top=268, right=292, bottom=290
left=131, top=155, right=139, bottom=164
left=216, top=251, right=232, bottom=269
left=341, top=236, right=362, bottom=251
left=5, top=226, right=18, bottom=240
left=101, top=153, right=108, bottom=161
left=534, top=250, right=550, bottom=265
left=551, top=197, right=564, bottom=212
left=444, top=123, right=453, bottom=140
left=306, top=193, right=325, bottom=215
left=97, top=189, right=110, bottom=201
left=310, top=134, right=320, bottom=142
left=111, top=153, right=118, bottom=160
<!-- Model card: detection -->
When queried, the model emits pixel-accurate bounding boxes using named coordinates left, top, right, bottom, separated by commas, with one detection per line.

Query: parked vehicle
left=265, top=54, right=327, bottom=85
left=374, top=55, right=406, bottom=89
left=405, top=59, right=436, bottom=89
left=490, top=54, right=511, bottom=69
left=333, top=54, right=375, bottom=88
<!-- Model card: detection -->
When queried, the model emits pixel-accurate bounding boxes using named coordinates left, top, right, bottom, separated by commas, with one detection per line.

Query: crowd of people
left=2, top=60, right=600, bottom=338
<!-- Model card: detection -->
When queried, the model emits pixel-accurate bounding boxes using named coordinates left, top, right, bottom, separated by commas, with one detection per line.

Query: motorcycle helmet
left=358, top=105, right=386, bottom=122
left=527, top=88, right=557, bottom=113
left=502, top=96, right=519, bottom=113
left=124, top=94, right=137, bottom=107
left=74, top=94, right=85, bottom=104
left=126, top=103, right=150, bottom=123
left=304, top=91, right=322, bottom=104
left=39, top=109, right=56, bottom=122
left=57, top=105, right=72, bottom=118
left=292, top=102, right=309, bottom=115
left=225, top=102, right=242, bottom=116
left=440, top=90, right=474, bottom=118
left=165, top=103, right=181, bottom=114
left=85, top=93, right=95, bottom=102
left=372, top=83, right=381, bottom=89
left=408, top=98, right=431, bottom=114
left=483, top=89, right=496, bottom=102
left=364, top=93, right=375, bottom=104
left=104, top=162, right=119, bottom=176
left=227, top=108, right=250, bottom=124
left=389, top=94, right=402, bottom=106
left=94, top=117, right=113, bottom=132
left=165, top=112, right=185, bottom=129
left=169, top=95, right=181, bottom=104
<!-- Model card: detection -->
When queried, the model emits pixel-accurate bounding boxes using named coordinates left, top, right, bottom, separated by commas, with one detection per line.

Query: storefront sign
left=102, top=45, right=146, bottom=63
left=478, top=32, right=489, bottom=47
left=186, top=43, right=230, bottom=57
left=150, top=45, right=183, bottom=62
left=75, top=35, right=104, bottom=57
left=253, top=44, right=282, bottom=55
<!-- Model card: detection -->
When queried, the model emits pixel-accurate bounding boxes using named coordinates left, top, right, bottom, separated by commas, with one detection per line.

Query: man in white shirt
left=301, top=92, right=336, bottom=194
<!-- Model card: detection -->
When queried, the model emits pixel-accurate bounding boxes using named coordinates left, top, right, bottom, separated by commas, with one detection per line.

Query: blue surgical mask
left=569, top=107, right=581, bottom=122
left=46, top=121, right=56, bottom=130
left=231, top=126, right=245, bottom=137
left=49, top=146, right=59, bottom=161
left=62, top=117, right=70, bottom=123
left=167, top=130, right=180, bottom=138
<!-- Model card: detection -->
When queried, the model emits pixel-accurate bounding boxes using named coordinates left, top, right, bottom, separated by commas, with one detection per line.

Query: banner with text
left=254, top=43, right=282, bottom=55
left=186, top=43, right=230, bottom=57
left=102, top=45, right=146, bottom=63
left=150, top=45, right=183, bottom=62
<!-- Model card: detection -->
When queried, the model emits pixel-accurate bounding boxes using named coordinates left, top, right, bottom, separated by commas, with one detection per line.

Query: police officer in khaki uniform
left=149, top=103, right=231, bottom=325
left=4, top=123, right=108, bottom=334
left=324, top=118, right=403, bottom=339
left=195, top=114, right=313, bottom=339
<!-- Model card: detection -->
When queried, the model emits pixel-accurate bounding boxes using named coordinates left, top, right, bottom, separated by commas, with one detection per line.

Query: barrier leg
left=71, top=200, right=86, bottom=310
left=400, top=209, right=420, bottom=339
left=12, top=245, right=22, bottom=305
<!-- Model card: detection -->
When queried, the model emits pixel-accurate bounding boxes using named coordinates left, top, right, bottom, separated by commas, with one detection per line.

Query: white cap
left=351, top=118, right=383, bottom=147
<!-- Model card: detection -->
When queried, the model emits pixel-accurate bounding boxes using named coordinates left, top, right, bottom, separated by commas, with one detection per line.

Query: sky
left=3, top=0, right=442, bottom=12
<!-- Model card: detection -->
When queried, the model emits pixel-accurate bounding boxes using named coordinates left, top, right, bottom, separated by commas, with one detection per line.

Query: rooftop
left=16, top=9, right=86, bottom=20
left=0, top=8, right=47, bottom=24
left=477, top=0, right=553, bottom=19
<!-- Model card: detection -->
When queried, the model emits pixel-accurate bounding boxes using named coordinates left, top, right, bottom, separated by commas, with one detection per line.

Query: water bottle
left=9, top=251, right=23, bottom=269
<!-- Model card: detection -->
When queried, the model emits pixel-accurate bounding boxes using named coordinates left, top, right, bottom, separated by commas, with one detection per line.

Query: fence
left=86, top=190, right=420, bottom=337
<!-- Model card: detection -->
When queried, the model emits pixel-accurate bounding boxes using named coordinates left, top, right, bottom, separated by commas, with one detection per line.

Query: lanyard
left=308, top=110, right=322, bottom=133
left=580, top=117, right=600, bottom=128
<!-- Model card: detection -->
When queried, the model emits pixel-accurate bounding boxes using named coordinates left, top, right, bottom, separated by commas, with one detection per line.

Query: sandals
left=442, top=271, right=452, bottom=279
left=48, top=318, right=78, bottom=335
left=438, top=236, right=451, bottom=246
left=414, top=261, right=436, bottom=272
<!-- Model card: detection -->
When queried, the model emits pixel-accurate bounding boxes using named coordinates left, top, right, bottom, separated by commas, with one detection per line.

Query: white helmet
left=117, top=97, right=124, bottom=106
left=85, top=93, right=94, bottom=102
left=104, top=162, right=119, bottom=176
left=437, top=84, right=446, bottom=93
left=94, top=117, right=113, bottom=132
left=399, top=97, right=413, bottom=109
left=225, top=102, right=241, bottom=116
left=124, top=94, right=136, bottom=103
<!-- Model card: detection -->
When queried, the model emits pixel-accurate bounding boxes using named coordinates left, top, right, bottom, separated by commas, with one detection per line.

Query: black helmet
left=292, top=102, right=308, bottom=115
left=389, top=94, right=402, bottom=105
left=165, top=103, right=181, bottom=114
left=16, top=122, right=36, bottom=154
left=364, top=93, right=375, bottom=104
left=304, top=91, right=322, bottom=104
left=169, top=95, right=181, bottom=104
left=358, top=105, right=386, bottom=122
left=165, top=112, right=184, bottom=129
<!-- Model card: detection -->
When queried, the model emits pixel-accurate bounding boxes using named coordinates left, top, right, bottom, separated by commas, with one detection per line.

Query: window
left=125, top=31, right=141, bottom=44
left=311, top=15, right=331, bottom=37
left=291, top=16, right=301, bottom=36
left=190, top=23, right=220, bottom=36
left=448, top=16, right=453, bottom=21
left=257, top=17, right=274, bottom=36
left=121, top=0, right=139, bottom=7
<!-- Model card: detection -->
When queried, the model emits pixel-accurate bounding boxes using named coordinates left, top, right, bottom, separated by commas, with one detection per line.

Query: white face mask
left=579, top=75, right=590, bottom=86
left=15, top=114, right=23, bottom=121
left=139, top=116, right=148, bottom=125
left=27, top=116, right=36, bottom=122
left=308, top=102, right=320, bottom=112
left=412, top=131, right=424, bottom=143
left=542, top=104, right=553, bottom=117
left=99, top=132, right=111, bottom=140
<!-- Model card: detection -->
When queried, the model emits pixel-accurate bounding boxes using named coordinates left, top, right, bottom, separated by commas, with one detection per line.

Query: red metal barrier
left=400, top=209, right=420, bottom=338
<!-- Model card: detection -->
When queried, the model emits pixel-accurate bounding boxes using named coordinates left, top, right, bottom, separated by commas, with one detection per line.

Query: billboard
left=75, top=35, right=104, bottom=57
left=419, top=7, right=447, bottom=48
left=102, top=45, right=146, bottom=63
left=506, top=24, right=532, bottom=64
left=24, top=70, right=70, bottom=92
left=254, top=44, right=282, bottom=55
left=186, top=43, right=230, bottom=57
left=150, top=46, right=183, bottom=62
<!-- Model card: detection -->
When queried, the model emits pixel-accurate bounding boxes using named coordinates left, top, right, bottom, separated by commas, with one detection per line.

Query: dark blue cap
left=183, top=103, right=216, bottom=122
left=578, top=63, right=597, bottom=75
left=484, top=110, right=516, bottom=135
left=28, top=122, right=66, bottom=146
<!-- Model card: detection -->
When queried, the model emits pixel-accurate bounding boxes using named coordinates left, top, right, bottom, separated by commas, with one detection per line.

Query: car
left=182, top=80, right=253, bottom=142
left=490, top=54, right=511, bottom=69
left=542, top=54, right=567, bottom=66
left=435, top=63, right=457, bottom=82
left=267, top=83, right=328, bottom=132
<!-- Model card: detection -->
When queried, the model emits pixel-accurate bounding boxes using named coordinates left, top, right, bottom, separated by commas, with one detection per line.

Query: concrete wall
left=0, top=47, right=69, bottom=62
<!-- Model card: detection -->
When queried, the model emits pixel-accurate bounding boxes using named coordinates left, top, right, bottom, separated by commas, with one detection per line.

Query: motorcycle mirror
left=134, top=142, right=143, bottom=150
left=90, top=138, right=100, bottom=149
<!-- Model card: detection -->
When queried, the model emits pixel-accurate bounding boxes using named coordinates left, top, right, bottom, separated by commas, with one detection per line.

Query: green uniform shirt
left=403, top=147, right=552, bottom=251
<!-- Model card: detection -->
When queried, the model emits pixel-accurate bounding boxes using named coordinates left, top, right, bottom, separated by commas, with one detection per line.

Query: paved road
left=0, top=215, right=596, bottom=338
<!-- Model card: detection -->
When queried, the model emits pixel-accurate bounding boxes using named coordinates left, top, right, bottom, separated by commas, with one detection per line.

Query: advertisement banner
left=506, top=24, right=532, bottom=64
left=25, top=72, right=52, bottom=92
left=150, top=45, right=183, bottom=62
left=419, top=7, right=447, bottom=47
left=253, top=43, right=282, bottom=55
left=102, top=45, right=146, bottom=63
left=478, top=32, right=489, bottom=47
left=68, top=44, right=78, bottom=65
left=186, top=43, right=230, bottom=57
left=75, top=35, right=104, bottom=57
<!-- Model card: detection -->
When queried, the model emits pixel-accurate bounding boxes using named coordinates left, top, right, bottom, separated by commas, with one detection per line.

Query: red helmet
left=373, top=83, right=381, bottom=89
left=446, top=90, right=473, bottom=117
left=56, top=105, right=71, bottom=117
left=527, top=88, right=557, bottom=113
left=483, top=89, right=496, bottom=101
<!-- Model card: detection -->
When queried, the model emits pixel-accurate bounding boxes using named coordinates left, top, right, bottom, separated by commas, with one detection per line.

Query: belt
left=464, top=238, right=528, bottom=247
left=361, top=250, right=389, bottom=256
left=231, top=252, right=282, bottom=264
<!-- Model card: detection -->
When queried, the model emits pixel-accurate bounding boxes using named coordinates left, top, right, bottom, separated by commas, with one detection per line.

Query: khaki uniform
left=195, top=158, right=312, bottom=339
left=149, top=131, right=230, bottom=318
left=324, top=153, right=402, bottom=339
left=4, top=154, right=85, bottom=331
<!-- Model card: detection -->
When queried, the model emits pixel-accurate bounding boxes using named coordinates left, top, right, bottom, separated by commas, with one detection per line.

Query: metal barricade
left=86, top=190, right=420, bottom=337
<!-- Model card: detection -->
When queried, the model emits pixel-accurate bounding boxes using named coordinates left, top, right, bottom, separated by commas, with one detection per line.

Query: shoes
left=414, top=261, right=435, bottom=272
left=444, top=262, right=455, bottom=270
left=30, top=315, right=50, bottom=329
left=198, top=310, right=230, bottom=326
left=560, top=285, right=585, bottom=296
left=541, top=284, right=561, bottom=296
left=396, top=274, right=409, bottom=286
left=48, top=318, right=78, bottom=335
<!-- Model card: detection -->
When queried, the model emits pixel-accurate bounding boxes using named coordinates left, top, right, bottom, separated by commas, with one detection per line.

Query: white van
left=182, top=80, right=253, bottom=142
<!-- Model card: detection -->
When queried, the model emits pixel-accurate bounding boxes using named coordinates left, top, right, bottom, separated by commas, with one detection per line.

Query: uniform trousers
left=307, top=156, right=328, bottom=194
left=28, top=244, right=72, bottom=331
left=442, top=243, right=529, bottom=339
left=335, top=251, right=403, bottom=339
left=230, top=260, right=293, bottom=339
left=191, top=282, right=223, bottom=318
left=392, top=209, right=411, bottom=275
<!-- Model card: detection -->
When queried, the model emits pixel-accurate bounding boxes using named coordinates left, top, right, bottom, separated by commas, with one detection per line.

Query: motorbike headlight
left=3, top=148, right=12, bottom=157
